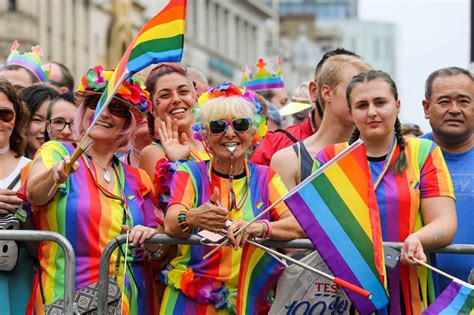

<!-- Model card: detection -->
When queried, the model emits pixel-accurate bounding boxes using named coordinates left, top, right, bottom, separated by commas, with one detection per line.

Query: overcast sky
left=358, top=0, right=470, bottom=133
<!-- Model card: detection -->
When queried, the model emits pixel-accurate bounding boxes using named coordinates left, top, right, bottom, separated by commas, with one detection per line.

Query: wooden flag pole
left=247, top=239, right=372, bottom=298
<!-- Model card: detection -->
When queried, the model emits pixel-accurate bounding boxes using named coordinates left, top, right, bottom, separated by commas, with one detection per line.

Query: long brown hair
left=0, top=79, right=29, bottom=157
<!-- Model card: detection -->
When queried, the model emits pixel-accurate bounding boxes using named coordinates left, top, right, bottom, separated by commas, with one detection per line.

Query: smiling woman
left=161, top=83, right=304, bottom=314
left=24, top=66, right=161, bottom=315
left=20, top=84, right=59, bottom=158
left=139, top=63, right=210, bottom=211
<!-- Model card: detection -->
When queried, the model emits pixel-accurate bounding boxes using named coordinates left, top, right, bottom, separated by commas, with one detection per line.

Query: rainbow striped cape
left=285, top=140, right=389, bottom=314
left=422, top=280, right=474, bottom=314
left=92, top=0, right=186, bottom=121
left=236, top=244, right=286, bottom=314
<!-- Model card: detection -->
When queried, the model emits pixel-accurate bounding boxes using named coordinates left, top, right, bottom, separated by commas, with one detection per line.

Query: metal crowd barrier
left=97, top=234, right=474, bottom=314
left=0, top=230, right=76, bottom=315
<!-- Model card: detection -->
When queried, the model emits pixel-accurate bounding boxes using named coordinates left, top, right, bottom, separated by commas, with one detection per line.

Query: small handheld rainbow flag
left=236, top=243, right=286, bottom=315
left=422, top=280, right=474, bottom=314
left=90, top=0, right=186, bottom=125
left=285, top=140, right=389, bottom=314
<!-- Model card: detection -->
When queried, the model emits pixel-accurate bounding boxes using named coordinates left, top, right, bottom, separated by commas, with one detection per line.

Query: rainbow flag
left=284, top=140, right=389, bottom=314
left=91, top=0, right=186, bottom=122
left=422, top=280, right=474, bottom=314
left=236, top=243, right=286, bottom=315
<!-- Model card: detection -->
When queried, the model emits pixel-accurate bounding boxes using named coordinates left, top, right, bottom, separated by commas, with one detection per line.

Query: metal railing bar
left=98, top=234, right=474, bottom=313
left=0, top=230, right=76, bottom=315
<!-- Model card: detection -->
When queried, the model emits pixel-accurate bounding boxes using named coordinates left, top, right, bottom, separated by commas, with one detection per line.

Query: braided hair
left=346, top=70, right=407, bottom=174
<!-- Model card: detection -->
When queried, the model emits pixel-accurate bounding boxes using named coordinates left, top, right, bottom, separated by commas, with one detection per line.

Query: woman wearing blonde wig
left=161, top=83, right=304, bottom=314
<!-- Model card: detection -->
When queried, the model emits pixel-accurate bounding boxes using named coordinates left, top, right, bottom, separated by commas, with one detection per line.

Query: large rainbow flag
left=236, top=243, right=286, bottom=315
left=422, top=280, right=474, bottom=314
left=91, top=0, right=186, bottom=122
left=284, top=140, right=389, bottom=314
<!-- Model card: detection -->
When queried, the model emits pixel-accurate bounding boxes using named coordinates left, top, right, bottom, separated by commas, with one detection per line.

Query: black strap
left=6, top=173, right=21, bottom=190
left=274, top=129, right=298, bottom=143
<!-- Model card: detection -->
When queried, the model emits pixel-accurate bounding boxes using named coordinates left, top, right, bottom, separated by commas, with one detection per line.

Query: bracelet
left=258, top=219, right=272, bottom=239
left=177, top=208, right=193, bottom=234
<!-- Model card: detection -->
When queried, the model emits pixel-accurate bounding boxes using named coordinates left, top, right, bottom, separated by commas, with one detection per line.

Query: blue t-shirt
left=421, top=133, right=474, bottom=289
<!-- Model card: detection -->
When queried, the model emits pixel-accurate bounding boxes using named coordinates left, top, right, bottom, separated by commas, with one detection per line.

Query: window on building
left=7, top=0, right=16, bottom=12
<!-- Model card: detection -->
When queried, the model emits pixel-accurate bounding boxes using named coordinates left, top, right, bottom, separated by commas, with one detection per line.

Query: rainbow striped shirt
left=161, top=160, right=288, bottom=314
left=315, top=136, right=455, bottom=314
left=29, top=141, right=160, bottom=314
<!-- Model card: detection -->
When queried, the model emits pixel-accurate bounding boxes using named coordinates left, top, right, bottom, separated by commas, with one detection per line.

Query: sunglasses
left=85, top=96, right=131, bottom=118
left=208, top=118, right=252, bottom=135
left=0, top=108, right=15, bottom=123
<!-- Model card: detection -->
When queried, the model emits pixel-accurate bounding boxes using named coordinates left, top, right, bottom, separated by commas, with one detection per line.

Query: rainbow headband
left=197, top=82, right=268, bottom=143
left=241, top=58, right=284, bottom=92
left=6, top=41, right=47, bottom=82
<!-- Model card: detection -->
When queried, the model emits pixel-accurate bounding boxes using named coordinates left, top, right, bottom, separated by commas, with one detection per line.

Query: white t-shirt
left=0, top=156, right=31, bottom=191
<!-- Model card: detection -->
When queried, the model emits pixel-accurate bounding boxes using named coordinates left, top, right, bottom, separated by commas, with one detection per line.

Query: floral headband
left=76, top=66, right=151, bottom=117
left=195, top=82, right=268, bottom=144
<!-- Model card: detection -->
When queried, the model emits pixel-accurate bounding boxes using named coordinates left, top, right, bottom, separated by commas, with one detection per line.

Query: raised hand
left=157, top=116, right=190, bottom=161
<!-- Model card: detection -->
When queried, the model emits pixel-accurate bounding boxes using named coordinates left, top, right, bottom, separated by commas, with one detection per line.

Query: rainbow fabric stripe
left=285, top=140, right=389, bottom=314
left=236, top=244, right=286, bottom=314
left=29, top=141, right=159, bottom=314
left=422, top=280, right=474, bottom=314
left=315, top=137, right=455, bottom=314
left=92, top=0, right=186, bottom=121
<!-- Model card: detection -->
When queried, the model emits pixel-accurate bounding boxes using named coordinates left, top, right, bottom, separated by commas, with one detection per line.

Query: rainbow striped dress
left=160, top=160, right=289, bottom=314
left=315, top=136, right=455, bottom=314
left=28, top=141, right=160, bottom=315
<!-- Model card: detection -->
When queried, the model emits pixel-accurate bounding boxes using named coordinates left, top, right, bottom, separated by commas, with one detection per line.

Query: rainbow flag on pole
left=284, top=140, right=389, bottom=314
left=90, top=0, right=186, bottom=123
left=422, top=280, right=474, bottom=314
left=236, top=243, right=286, bottom=315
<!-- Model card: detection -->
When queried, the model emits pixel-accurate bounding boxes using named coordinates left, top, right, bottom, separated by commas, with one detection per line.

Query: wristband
left=177, top=208, right=193, bottom=234
left=258, top=219, right=272, bottom=239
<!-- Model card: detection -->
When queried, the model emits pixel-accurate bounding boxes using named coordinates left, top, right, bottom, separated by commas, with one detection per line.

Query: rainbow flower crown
left=6, top=40, right=47, bottom=82
left=240, top=58, right=284, bottom=92
left=77, top=65, right=151, bottom=116
left=195, top=82, right=268, bottom=144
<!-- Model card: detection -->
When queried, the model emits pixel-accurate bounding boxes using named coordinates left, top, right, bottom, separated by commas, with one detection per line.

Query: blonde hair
left=317, top=55, right=372, bottom=108
left=200, top=96, right=255, bottom=125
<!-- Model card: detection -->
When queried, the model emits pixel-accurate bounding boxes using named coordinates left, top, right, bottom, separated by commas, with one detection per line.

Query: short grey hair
left=425, top=67, right=473, bottom=100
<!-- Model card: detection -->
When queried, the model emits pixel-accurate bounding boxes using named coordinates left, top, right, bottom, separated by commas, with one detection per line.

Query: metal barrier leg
left=0, top=230, right=76, bottom=315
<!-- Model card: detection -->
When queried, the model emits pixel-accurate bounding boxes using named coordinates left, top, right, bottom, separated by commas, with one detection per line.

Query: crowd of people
left=0, top=40, right=472, bottom=315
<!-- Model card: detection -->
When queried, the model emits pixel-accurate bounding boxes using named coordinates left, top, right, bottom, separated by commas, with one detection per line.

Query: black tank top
left=291, top=141, right=314, bottom=183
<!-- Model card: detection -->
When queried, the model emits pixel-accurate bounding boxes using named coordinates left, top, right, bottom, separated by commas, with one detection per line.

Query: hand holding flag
left=51, top=0, right=187, bottom=192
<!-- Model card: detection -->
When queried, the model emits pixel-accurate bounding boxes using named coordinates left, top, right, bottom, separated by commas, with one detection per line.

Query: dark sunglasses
left=208, top=118, right=252, bottom=135
left=0, top=108, right=15, bottom=123
left=85, top=95, right=131, bottom=118
left=48, top=118, right=73, bottom=131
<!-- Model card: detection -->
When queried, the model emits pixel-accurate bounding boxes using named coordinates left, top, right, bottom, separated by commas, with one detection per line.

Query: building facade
left=0, top=0, right=148, bottom=82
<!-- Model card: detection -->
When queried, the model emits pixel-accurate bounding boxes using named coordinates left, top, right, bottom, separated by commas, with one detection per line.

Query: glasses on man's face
left=84, top=95, right=131, bottom=118
left=48, top=118, right=73, bottom=131
left=208, top=118, right=252, bottom=135
left=0, top=108, right=15, bottom=123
